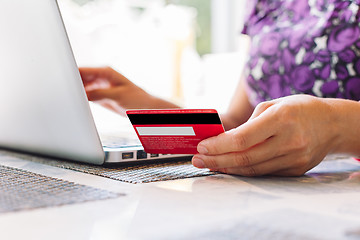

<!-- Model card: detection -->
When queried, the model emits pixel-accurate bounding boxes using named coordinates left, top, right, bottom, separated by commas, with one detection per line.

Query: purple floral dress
left=242, top=0, right=360, bottom=106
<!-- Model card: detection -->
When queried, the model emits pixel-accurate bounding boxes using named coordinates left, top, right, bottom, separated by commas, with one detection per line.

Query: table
left=0, top=152, right=360, bottom=240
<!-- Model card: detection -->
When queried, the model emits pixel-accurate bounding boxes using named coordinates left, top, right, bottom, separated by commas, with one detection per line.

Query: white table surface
left=1, top=152, right=360, bottom=240
left=1, top=106, right=360, bottom=240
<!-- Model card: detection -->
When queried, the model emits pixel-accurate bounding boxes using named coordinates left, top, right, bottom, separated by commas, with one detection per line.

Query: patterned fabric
left=242, top=0, right=360, bottom=106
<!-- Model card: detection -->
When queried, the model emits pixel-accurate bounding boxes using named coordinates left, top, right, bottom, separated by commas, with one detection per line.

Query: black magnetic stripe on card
left=127, top=113, right=222, bottom=125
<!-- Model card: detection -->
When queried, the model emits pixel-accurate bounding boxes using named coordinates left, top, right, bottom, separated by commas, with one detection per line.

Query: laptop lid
left=0, top=0, right=105, bottom=164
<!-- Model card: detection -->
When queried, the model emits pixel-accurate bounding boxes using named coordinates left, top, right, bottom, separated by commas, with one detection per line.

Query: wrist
left=326, top=98, right=360, bottom=156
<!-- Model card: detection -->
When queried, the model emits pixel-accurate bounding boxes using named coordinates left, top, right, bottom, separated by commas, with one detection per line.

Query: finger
left=217, top=154, right=296, bottom=177
left=79, top=67, right=127, bottom=86
left=197, top=111, right=277, bottom=155
left=193, top=136, right=280, bottom=169
left=96, top=100, right=126, bottom=116
left=86, top=88, right=121, bottom=101
left=79, top=67, right=103, bottom=83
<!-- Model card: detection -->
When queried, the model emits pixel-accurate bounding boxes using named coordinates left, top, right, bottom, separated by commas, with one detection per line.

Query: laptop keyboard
left=0, top=165, right=122, bottom=213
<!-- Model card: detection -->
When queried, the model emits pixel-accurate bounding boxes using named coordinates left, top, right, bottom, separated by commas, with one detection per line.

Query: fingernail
left=192, top=156, right=205, bottom=168
left=197, top=145, right=208, bottom=154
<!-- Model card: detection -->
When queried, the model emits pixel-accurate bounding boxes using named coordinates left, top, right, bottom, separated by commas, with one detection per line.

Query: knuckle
left=241, top=166, right=258, bottom=177
left=289, top=134, right=310, bottom=152
left=232, top=131, right=247, bottom=150
left=105, top=66, right=118, bottom=79
left=204, top=157, right=219, bottom=169
left=277, top=103, right=293, bottom=116
left=255, top=102, right=271, bottom=112
left=104, top=66, right=114, bottom=72
left=276, top=105, right=297, bottom=126
left=293, top=155, right=310, bottom=168
left=234, top=152, right=251, bottom=167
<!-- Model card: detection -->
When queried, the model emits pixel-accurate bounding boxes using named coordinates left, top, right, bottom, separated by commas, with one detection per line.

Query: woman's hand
left=192, top=95, right=345, bottom=176
left=79, top=67, right=179, bottom=114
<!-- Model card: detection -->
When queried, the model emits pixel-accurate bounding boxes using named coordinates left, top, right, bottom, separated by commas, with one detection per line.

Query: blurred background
left=58, top=0, right=249, bottom=113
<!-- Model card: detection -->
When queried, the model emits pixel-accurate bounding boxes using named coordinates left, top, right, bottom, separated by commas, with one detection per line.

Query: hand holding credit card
left=126, top=109, right=225, bottom=154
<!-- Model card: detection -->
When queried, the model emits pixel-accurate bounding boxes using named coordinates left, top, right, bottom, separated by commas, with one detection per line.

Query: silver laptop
left=0, top=0, right=190, bottom=165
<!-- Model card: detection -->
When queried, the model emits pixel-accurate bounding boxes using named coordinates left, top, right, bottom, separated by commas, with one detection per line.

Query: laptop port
left=122, top=152, right=134, bottom=159
left=150, top=154, right=159, bottom=158
left=137, top=150, right=148, bottom=159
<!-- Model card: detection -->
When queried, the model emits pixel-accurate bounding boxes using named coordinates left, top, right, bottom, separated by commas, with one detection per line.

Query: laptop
left=0, top=0, right=190, bottom=165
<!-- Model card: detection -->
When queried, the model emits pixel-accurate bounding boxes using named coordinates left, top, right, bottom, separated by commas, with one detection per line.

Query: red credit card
left=126, top=109, right=225, bottom=154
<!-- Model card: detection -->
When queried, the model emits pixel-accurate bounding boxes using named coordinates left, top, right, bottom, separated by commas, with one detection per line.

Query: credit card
left=126, top=109, right=225, bottom=154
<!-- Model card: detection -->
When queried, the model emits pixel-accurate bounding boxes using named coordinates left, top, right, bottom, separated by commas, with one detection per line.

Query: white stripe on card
left=136, top=127, right=195, bottom=136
